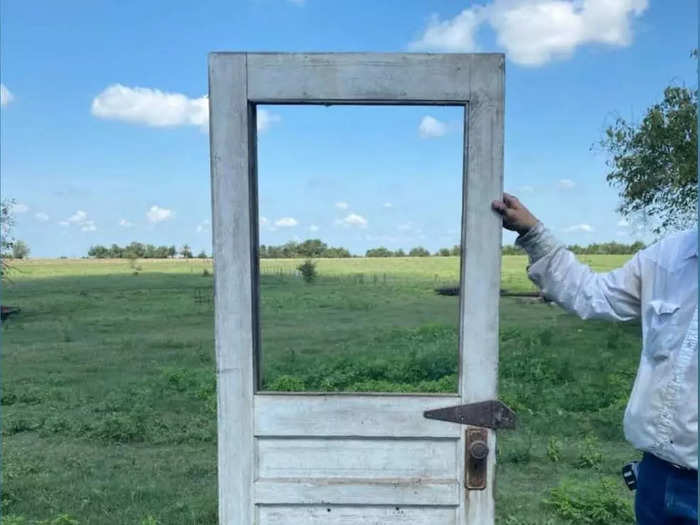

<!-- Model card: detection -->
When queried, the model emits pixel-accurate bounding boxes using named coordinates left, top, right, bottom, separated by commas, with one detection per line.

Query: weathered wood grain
left=245, top=52, right=478, bottom=103
left=459, top=54, right=505, bottom=524
left=257, top=505, right=458, bottom=525
left=209, top=53, right=255, bottom=525
left=255, top=479, right=459, bottom=506
left=257, top=437, right=458, bottom=479
left=209, top=52, right=505, bottom=525
left=255, top=394, right=462, bottom=438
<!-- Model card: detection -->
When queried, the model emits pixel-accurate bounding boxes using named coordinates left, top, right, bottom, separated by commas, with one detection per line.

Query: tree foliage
left=365, top=247, right=396, bottom=257
left=12, top=240, right=30, bottom=259
left=88, top=242, right=177, bottom=259
left=1, top=199, right=16, bottom=280
left=85, top=238, right=645, bottom=260
left=599, top=85, right=697, bottom=233
left=259, top=239, right=350, bottom=259
left=502, top=241, right=645, bottom=255
left=408, top=246, right=430, bottom=257
left=297, top=259, right=317, bottom=283
left=566, top=240, right=645, bottom=255
left=180, top=245, right=193, bottom=259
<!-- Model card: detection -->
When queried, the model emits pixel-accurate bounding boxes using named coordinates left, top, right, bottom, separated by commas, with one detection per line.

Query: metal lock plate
left=465, top=428, right=488, bottom=490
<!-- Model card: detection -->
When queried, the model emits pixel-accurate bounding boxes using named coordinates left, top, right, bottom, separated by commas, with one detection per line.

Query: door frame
left=208, top=52, right=505, bottom=524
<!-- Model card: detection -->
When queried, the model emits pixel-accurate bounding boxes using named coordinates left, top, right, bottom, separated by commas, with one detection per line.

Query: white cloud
left=563, top=223, right=594, bottom=233
left=519, top=185, right=535, bottom=193
left=558, top=178, right=576, bottom=189
left=196, top=220, right=210, bottom=233
left=12, top=203, right=29, bottom=214
left=80, top=220, right=97, bottom=232
left=91, top=85, right=281, bottom=133
left=288, top=0, right=305, bottom=5
left=67, top=210, right=87, bottom=223
left=92, top=84, right=208, bottom=128
left=34, top=212, right=49, bottom=222
left=397, top=222, right=413, bottom=232
left=1, top=84, right=14, bottom=106
left=61, top=210, right=97, bottom=231
left=146, top=205, right=174, bottom=224
left=418, top=115, right=448, bottom=138
left=617, top=218, right=629, bottom=227
left=275, top=217, right=298, bottom=228
left=260, top=216, right=269, bottom=226
left=338, top=213, right=368, bottom=228
left=409, top=9, right=482, bottom=52
left=257, top=109, right=281, bottom=132
left=335, top=201, right=349, bottom=210
left=309, top=225, right=319, bottom=232
left=409, top=0, right=648, bottom=66
left=119, top=218, right=134, bottom=228
left=384, top=202, right=393, bottom=208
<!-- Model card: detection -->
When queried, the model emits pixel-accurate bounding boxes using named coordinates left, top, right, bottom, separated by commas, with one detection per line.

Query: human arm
left=492, top=194, right=642, bottom=321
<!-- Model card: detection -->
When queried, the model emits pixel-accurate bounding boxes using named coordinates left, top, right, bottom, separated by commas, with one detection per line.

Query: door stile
left=209, top=52, right=256, bottom=525
left=458, top=55, right=505, bottom=524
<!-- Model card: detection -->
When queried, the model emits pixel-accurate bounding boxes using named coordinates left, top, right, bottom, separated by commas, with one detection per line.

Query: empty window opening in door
left=255, top=104, right=466, bottom=393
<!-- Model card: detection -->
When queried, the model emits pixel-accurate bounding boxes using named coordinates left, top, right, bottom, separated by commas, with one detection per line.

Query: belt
left=670, top=462, right=696, bottom=472
left=645, top=452, right=697, bottom=473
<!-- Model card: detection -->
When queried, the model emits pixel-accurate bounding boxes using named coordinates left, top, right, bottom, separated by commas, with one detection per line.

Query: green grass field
left=2, top=256, right=642, bottom=524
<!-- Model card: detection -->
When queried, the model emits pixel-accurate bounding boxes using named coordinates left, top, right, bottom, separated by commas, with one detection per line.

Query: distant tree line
left=565, top=240, right=646, bottom=255
left=86, top=238, right=646, bottom=260
left=366, top=245, right=460, bottom=257
left=87, top=242, right=208, bottom=259
left=259, top=239, right=350, bottom=258
left=501, top=240, right=645, bottom=256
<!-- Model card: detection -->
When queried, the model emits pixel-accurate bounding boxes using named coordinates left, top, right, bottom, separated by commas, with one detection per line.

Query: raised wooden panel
left=255, top=394, right=462, bottom=438
left=255, top=479, right=459, bottom=506
left=257, top=437, right=458, bottom=479
left=257, top=505, right=458, bottom=525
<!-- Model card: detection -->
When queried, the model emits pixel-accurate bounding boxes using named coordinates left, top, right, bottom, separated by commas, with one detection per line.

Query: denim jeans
left=635, top=452, right=698, bottom=524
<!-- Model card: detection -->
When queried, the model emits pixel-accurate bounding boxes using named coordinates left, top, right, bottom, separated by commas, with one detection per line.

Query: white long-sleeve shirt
left=516, top=223, right=698, bottom=469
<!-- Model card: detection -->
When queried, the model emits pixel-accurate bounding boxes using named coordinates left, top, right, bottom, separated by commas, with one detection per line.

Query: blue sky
left=1, top=0, right=697, bottom=257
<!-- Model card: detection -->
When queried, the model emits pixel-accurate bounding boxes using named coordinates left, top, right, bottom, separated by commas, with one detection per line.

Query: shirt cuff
left=515, top=222, right=560, bottom=264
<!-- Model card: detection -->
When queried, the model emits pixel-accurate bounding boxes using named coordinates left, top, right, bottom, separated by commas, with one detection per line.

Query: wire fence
left=259, top=266, right=460, bottom=287
left=191, top=268, right=462, bottom=305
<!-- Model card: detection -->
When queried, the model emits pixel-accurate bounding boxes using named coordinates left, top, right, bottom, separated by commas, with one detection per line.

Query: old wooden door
left=209, top=52, right=505, bottom=525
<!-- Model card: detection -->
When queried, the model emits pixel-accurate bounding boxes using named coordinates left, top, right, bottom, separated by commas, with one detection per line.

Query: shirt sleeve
left=515, top=222, right=642, bottom=321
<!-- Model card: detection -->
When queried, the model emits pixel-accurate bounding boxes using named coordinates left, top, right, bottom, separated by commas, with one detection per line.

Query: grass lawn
left=2, top=256, right=641, bottom=524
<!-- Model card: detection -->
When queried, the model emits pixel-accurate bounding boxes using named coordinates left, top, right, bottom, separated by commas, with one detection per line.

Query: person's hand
left=491, top=193, right=539, bottom=236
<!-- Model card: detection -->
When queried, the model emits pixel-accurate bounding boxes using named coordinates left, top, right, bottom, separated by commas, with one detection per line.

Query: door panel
left=257, top=506, right=458, bottom=525
left=254, top=394, right=461, bottom=438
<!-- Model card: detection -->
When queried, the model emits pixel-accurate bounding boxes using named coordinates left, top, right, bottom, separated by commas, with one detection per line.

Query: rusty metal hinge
left=423, top=399, right=516, bottom=429
left=424, top=399, right=516, bottom=491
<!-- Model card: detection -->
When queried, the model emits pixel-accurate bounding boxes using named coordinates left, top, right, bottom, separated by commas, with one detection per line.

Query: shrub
left=547, top=437, right=562, bottom=462
left=574, top=434, right=604, bottom=469
left=1, top=517, right=28, bottom=525
left=502, top=433, right=533, bottom=464
left=267, top=375, right=306, bottom=391
left=90, top=412, right=148, bottom=443
left=39, top=515, right=80, bottom=525
left=545, top=477, right=634, bottom=523
left=297, top=259, right=317, bottom=283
